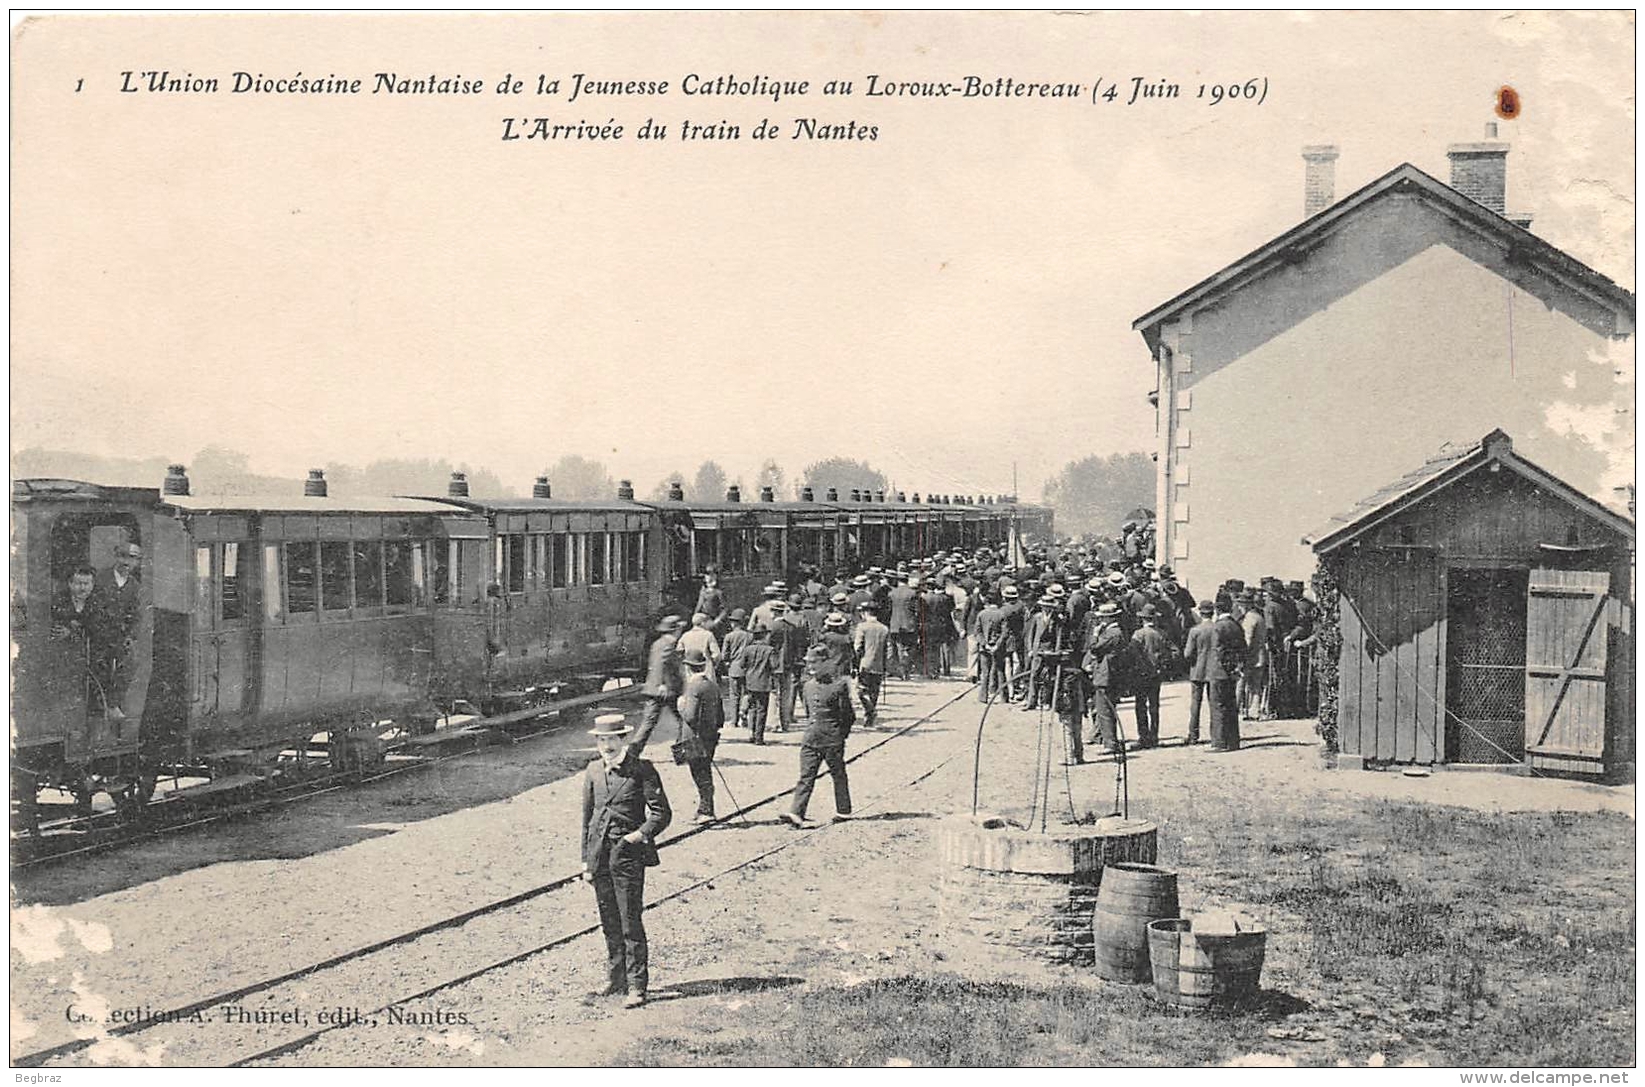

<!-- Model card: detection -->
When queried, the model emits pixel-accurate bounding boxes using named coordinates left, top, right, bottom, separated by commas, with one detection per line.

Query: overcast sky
left=10, top=11, right=1634, bottom=501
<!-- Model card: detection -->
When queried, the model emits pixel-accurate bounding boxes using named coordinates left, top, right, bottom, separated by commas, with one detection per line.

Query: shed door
left=1524, top=569, right=1610, bottom=773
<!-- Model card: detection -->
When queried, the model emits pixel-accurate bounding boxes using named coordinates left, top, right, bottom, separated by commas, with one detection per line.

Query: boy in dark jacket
left=739, top=629, right=778, bottom=746
left=783, top=646, right=856, bottom=829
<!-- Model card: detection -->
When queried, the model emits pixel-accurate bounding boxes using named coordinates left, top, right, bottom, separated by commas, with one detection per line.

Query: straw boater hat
left=1096, top=601, right=1122, bottom=618
left=1107, top=571, right=1127, bottom=587
left=830, top=591, right=850, bottom=607
left=1086, top=576, right=1105, bottom=592
left=590, top=713, right=631, bottom=736
left=824, top=611, right=848, bottom=628
left=1001, top=584, right=1020, bottom=599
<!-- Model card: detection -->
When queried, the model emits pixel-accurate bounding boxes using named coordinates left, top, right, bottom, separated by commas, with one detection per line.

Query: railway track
left=15, top=681, right=980, bottom=1069
left=10, top=684, right=646, bottom=871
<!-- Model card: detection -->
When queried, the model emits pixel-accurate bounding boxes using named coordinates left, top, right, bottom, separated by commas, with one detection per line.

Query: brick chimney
left=1302, top=145, right=1339, bottom=217
left=1448, top=123, right=1508, bottom=215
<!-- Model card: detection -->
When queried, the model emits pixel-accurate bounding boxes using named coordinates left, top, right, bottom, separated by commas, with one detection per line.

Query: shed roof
left=1304, top=429, right=1635, bottom=553
left=1134, top=163, right=1636, bottom=354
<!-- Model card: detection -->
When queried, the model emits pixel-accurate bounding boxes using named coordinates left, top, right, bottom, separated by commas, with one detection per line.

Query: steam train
left=10, top=465, right=1053, bottom=819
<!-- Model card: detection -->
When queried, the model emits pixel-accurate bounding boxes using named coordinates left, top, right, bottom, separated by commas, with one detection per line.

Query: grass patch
left=618, top=974, right=1290, bottom=1067
left=616, top=798, right=1632, bottom=1067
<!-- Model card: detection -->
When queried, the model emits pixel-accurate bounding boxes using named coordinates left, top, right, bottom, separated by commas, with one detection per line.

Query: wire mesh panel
left=1446, top=568, right=1528, bottom=762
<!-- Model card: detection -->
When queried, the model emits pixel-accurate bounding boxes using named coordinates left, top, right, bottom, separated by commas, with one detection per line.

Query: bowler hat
left=589, top=713, right=631, bottom=736
left=1138, top=603, right=1158, bottom=619
left=1198, top=599, right=1216, bottom=614
left=729, top=608, right=748, bottom=622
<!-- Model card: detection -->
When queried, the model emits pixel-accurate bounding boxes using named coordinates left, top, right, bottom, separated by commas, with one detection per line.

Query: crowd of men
left=578, top=537, right=1321, bottom=1008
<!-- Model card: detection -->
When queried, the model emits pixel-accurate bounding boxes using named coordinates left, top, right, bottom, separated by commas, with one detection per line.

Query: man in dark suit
left=91, top=540, right=144, bottom=715
left=1181, top=599, right=1217, bottom=745
left=627, top=615, right=685, bottom=763
left=582, top=714, right=672, bottom=1008
left=1208, top=594, right=1249, bottom=752
left=784, top=646, right=855, bottom=828
left=677, top=646, right=724, bottom=824
left=887, top=572, right=918, bottom=679
left=1083, top=601, right=1128, bottom=754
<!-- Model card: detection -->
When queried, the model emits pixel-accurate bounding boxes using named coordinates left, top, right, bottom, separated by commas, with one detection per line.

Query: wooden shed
left=1305, top=430, right=1634, bottom=775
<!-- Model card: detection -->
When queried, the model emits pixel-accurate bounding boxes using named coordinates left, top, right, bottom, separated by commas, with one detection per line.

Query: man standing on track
left=582, top=714, right=672, bottom=1010
left=783, top=645, right=855, bottom=829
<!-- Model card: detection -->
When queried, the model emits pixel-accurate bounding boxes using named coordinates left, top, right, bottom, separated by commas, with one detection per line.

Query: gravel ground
left=13, top=679, right=1631, bottom=1067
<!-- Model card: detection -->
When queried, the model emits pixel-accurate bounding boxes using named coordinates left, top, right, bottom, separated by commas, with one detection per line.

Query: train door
left=191, top=539, right=258, bottom=725
left=47, top=513, right=146, bottom=759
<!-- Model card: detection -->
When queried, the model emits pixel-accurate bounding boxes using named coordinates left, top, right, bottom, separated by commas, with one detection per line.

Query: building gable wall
left=1159, top=201, right=1629, bottom=594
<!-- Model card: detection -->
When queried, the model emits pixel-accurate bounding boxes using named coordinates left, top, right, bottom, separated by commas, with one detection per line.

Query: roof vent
left=896, top=491, right=906, bottom=502
left=726, top=485, right=741, bottom=503
left=163, top=464, right=190, bottom=497
left=912, top=492, right=922, bottom=504
left=801, top=486, right=815, bottom=502
left=668, top=481, right=685, bottom=502
left=533, top=475, right=552, bottom=499
left=448, top=471, right=469, bottom=498
left=760, top=485, right=776, bottom=502
left=618, top=479, right=635, bottom=500
left=825, top=487, right=839, bottom=502
left=875, top=490, right=886, bottom=503
left=304, top=468, right=328, bottom=498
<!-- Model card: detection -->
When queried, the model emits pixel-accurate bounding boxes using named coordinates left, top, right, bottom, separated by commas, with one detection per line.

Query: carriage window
left=222, top=541, right=250, bottom=622
left=694, top=529, right=717, bottom=574
left=431, top=540, right=450, bottom=605
left=354, top=541, right=385, bottom=609
left=507, top=534, right=526, bottom=593
left=320, top=541, right=352, bottom=612
left=194, top=547, right=214, bottom=627
left=552, top=533, right=570, bottom=589
left=263, top=545, right=283, bottom=621
left=286, top=542, right=318, bottom=615
left=625, top=531, right=644, bottom=582
left=589, top=533, right=606, bottom=585
left=756, top=529, right=780, bottom=574
left=385, top=541, right=415, bottom=607
left=449, top=540, right=468, bottom=602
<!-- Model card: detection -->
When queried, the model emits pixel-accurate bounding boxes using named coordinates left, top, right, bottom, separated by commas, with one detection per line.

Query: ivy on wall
left=1311, top=556, right=1344, bottom=754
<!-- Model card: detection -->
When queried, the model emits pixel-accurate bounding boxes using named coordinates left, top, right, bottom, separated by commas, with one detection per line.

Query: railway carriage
left=10, top=469, right=478, bottom=814
left=421, top=474, right=660, bottom=706
left=11, top=464, right=1049, bottom=823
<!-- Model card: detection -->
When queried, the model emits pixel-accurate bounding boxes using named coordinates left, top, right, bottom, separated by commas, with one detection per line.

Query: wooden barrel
left=1147, top=918, right=1267, bottom=1009
left=1092, top=862, right=1179, bottom=983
